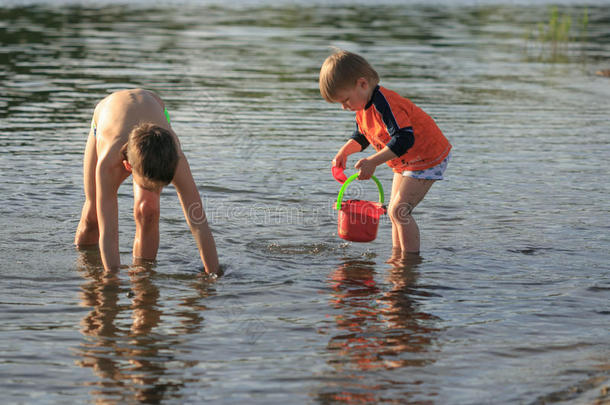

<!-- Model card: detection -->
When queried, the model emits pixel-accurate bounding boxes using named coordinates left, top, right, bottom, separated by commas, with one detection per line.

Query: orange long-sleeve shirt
left=353, top=85, right=451, bottom=172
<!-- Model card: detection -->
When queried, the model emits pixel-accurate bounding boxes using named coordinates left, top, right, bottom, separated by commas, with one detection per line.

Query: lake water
left=1, top=1, right=609, bottom=403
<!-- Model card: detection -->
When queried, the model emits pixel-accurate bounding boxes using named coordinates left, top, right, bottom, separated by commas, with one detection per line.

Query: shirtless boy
left=74, top=89, right=219, bottom=274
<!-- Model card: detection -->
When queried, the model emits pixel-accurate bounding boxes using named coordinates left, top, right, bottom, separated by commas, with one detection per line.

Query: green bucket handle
left=335, top=174, right=384, bottom=210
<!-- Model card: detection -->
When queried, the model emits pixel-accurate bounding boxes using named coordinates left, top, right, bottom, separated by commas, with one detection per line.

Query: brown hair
left=319, top=49, right=379, bottom=102
left=126, top=123, right=179, bottom=189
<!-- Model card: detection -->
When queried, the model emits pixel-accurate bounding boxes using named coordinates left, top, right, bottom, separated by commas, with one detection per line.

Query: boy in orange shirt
left=74, top=89, right=219, bottom=274
left=320, top=50, right=452, bottom=257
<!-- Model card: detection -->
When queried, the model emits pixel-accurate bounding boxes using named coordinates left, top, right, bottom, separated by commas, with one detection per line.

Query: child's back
left=94, top=89, right=171, bottom=146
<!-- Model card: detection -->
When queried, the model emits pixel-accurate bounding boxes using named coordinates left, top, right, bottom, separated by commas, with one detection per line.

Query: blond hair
left=319, top=49, right=379, bottom=102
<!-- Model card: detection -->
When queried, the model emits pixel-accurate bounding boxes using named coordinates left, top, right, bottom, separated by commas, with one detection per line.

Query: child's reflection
left=378, top=254, right=437, bottom=369
left=321, top=253, right=439, bottom=403
left=75, top=251, right=212, bottom=403
left=129, top=260, right=161, bottom=337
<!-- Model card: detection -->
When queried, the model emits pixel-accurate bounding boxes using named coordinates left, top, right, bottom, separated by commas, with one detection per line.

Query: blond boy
left=75, top=89, right=219, bottom=274
left=320, top=50, right=452, bottom=257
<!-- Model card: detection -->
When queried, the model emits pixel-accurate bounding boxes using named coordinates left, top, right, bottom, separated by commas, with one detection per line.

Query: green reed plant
left=524, top=6, right=589, bottom=62
left=578, top=7, right=588, bottom=43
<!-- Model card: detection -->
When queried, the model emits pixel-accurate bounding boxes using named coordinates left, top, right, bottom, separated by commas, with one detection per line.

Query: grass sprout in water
left=524, top=6, right=589, bottom=62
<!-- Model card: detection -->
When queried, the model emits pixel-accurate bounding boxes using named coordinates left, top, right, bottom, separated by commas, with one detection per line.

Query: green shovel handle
left=335, top=174, right=384, bottom=210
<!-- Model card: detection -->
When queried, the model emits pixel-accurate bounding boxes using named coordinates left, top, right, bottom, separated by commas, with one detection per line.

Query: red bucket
left=335, top=174, right=386, bottom=242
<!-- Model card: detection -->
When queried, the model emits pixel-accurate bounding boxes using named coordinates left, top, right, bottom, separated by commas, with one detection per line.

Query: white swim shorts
left=401, top=152, right=451, bottom=180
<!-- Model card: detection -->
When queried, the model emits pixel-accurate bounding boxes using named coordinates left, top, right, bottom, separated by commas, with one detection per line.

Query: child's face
left=332, top=78, right=371, bottom=111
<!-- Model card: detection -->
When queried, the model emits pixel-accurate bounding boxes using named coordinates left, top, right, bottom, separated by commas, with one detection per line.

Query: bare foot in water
left=386, top=247, right=403, bottom=264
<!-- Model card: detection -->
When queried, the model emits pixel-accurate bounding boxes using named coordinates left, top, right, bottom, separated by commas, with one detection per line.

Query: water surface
left=1, top=1, right=609, bottom=403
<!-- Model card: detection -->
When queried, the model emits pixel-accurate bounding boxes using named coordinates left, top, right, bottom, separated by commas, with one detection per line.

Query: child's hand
left=355, top=158, right=376, bottom=180
left=332, top=152, right=347, bottom=169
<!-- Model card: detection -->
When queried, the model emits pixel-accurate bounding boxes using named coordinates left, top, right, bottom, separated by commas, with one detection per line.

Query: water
left=1, top=1, right=609, bottom=403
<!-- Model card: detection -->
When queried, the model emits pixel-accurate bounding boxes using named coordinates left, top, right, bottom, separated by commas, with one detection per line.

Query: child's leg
left=132, top=183, right=161, bottom=261
left=389, top=172, right=403, bottom=255
left=75, top=126, right=99, bottom=246
left=387, top=177, right=435, bottom=254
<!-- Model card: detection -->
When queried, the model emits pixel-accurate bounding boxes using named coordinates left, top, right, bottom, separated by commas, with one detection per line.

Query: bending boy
left=74, top=89, right=219, bottom=274
left=320, top=50, right=452, bottom=257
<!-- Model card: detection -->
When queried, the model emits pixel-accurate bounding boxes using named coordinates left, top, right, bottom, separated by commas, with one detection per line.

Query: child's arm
left=95, top=156, right=125, bottom=271
left=333, top=139, right=364, bottom=168
left=355, top=123, right=414, bottom=179
left=172, top=156, right=220, bottom=275
left=355, top=147, right=397, bottom=180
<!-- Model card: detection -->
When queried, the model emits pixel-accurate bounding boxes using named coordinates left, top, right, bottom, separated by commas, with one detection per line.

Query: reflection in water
left=75, top=250, right=213, bottom=403
left=320, top=254, right=439, bottom=404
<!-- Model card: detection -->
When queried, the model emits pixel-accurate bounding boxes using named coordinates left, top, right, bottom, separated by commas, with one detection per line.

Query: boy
left=74, top=89, right=219, bottom=274
left=320, top=50, right=451, bottom=257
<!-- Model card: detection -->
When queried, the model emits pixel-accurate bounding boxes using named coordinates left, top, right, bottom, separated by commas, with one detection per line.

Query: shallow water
left=1, top=1, right=609, bottom=403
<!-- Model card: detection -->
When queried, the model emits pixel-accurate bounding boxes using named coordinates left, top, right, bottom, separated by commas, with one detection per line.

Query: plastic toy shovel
left=331, top=165, right=348, bottom=183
